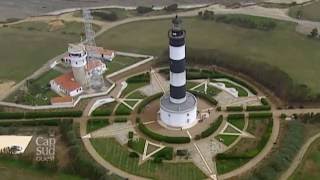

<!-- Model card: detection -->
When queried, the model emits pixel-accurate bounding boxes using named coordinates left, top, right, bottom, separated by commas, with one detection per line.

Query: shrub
left=138, top=123, right=190, bottom=144
left=177, top=149, right=188, bottom=156
left=249, top=112, right=273, bottom=119
left=260, top=98, right=269, bottom=105
left=200, top=115, right=223, bottom=138
left=137, top=92, right=163, bottom=113
left=226, top=106, right=243, bottom=112
left=128, top=131, right=134, bottom=139
left=246, top=105, right=271, bottom=111
left=136, top=6, right=153, bottom=14
left=280, top=113, right=287, bottom=119
left=153, top=157, right=163, bottom=163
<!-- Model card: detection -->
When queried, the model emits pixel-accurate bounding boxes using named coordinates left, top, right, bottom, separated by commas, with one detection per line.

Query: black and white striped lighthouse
left=169, top=15, right=187, bottom=104
left=159, top=16, right=198, bottom=130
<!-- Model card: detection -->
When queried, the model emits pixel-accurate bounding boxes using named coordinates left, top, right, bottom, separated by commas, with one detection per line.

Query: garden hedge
left=91, top=109, right=113, bottom=116
left=226, top=106, right=243, bottom=112
left=138, top=122, right=190, bottom=144
left=246, top=105, right=271, bottom=111
left=126, top=72, right=150, bottom=83
left=200, top=115, right=223, bottom=138
left=189, top=90, right=218, bottom=105
left=137, top=92, right=164, bottom=113
left=260, top=98, right=269, bottom=105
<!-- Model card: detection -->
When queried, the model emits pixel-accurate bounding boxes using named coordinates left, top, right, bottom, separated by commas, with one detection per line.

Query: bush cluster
left=138, top=122, right=190, bottom=144
left=199, top=115, right=223, bottom=139
left=260, top=98, right=269, bottom=106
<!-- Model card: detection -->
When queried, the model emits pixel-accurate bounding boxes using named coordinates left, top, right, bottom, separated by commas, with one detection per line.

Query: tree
left=309, top=28, right=318, bottom=38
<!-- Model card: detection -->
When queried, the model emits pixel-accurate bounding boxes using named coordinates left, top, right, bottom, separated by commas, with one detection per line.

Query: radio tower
left=82, top=8, right=105, bottom=90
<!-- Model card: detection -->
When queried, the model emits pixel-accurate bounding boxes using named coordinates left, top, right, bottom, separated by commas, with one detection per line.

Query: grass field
left=216, top=135, right=239, bottom=146
left=87, top=118, right=109, bottom=133
left=290, top=137, right=320, bottom=180
left=121, top=82, right=148, bottom=97
left=97, top=16, right=320, bottom=93
left=227, top=118, right=245, bottom=130
left=91, top=138, right=206, bottom=180
left=105, top=56, right=142, bottom=75
left=289, top=1, right=320, bottom=21
left=0, top=21, right=91, bottom=82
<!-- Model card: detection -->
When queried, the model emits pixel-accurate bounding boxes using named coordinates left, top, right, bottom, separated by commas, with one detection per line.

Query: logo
left=35, top=130, right=56, bottom=161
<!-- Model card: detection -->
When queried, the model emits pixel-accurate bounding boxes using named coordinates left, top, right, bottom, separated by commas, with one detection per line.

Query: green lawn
left=128, top=138, right=146, bottom=154
left=91, top=138, right=206, bottom=180
left=289, top=1, right=320, bottom=21
left=290, top=137, right=320, bottom=180
left=216, top=135, right=239, bottom=146
left=5, top=69, right=61, bottom=105
left=115, top=103, right=132, bottom=115
left=105, top=56, right=142, bottom=75
left=126, top=91, right=146, bottom=99
left=97, top=16, right=320, bottom=94
left=123, top=100, right=138, bottom=107
left=87, top=118, right=109, bottom=133
left=216, top=158, right=250, bottom=175
left=0, top=21, right=90, bottom=82
left=186, top=81, right=200, bottom=90
left=227, top=118, right=245, bottom=130
left=0, top=159, right=82, bottom=180
left=121, top=82, right=148, bottom=97
left=91, top=102, right=117, bottom=116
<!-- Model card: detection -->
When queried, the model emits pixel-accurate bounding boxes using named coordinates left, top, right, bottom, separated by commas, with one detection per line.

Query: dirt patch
left=0, top=80, right=15, bottom=99
left=48, top=20, right=65, bottom=31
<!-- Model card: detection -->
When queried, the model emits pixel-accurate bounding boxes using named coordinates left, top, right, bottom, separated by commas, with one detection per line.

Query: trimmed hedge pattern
left=189, top=90, right=218, bottom=105
left=226, top=106, right=243, bottom=112
left=137, top=92, right=164, bottom=113
left=138, top=121, right=190, bottom=144
left=246, top=105, right=271, bottom=111
left=200, top=115, right=223, bottom=138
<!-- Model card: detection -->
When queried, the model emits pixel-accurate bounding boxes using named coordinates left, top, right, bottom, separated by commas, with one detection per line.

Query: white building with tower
left=159, top=16, right=198, bottom=129
left=50, top=44, right=108, bottom=97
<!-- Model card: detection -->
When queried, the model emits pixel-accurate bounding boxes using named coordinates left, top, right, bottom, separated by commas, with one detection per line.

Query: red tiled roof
left=85, top=45, right=114, bottom=56
left=50, top=96, right=73, bottom=104
left=86, top=59, right=104, bottom=71
left=52, top=72, right=81, bottom=91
